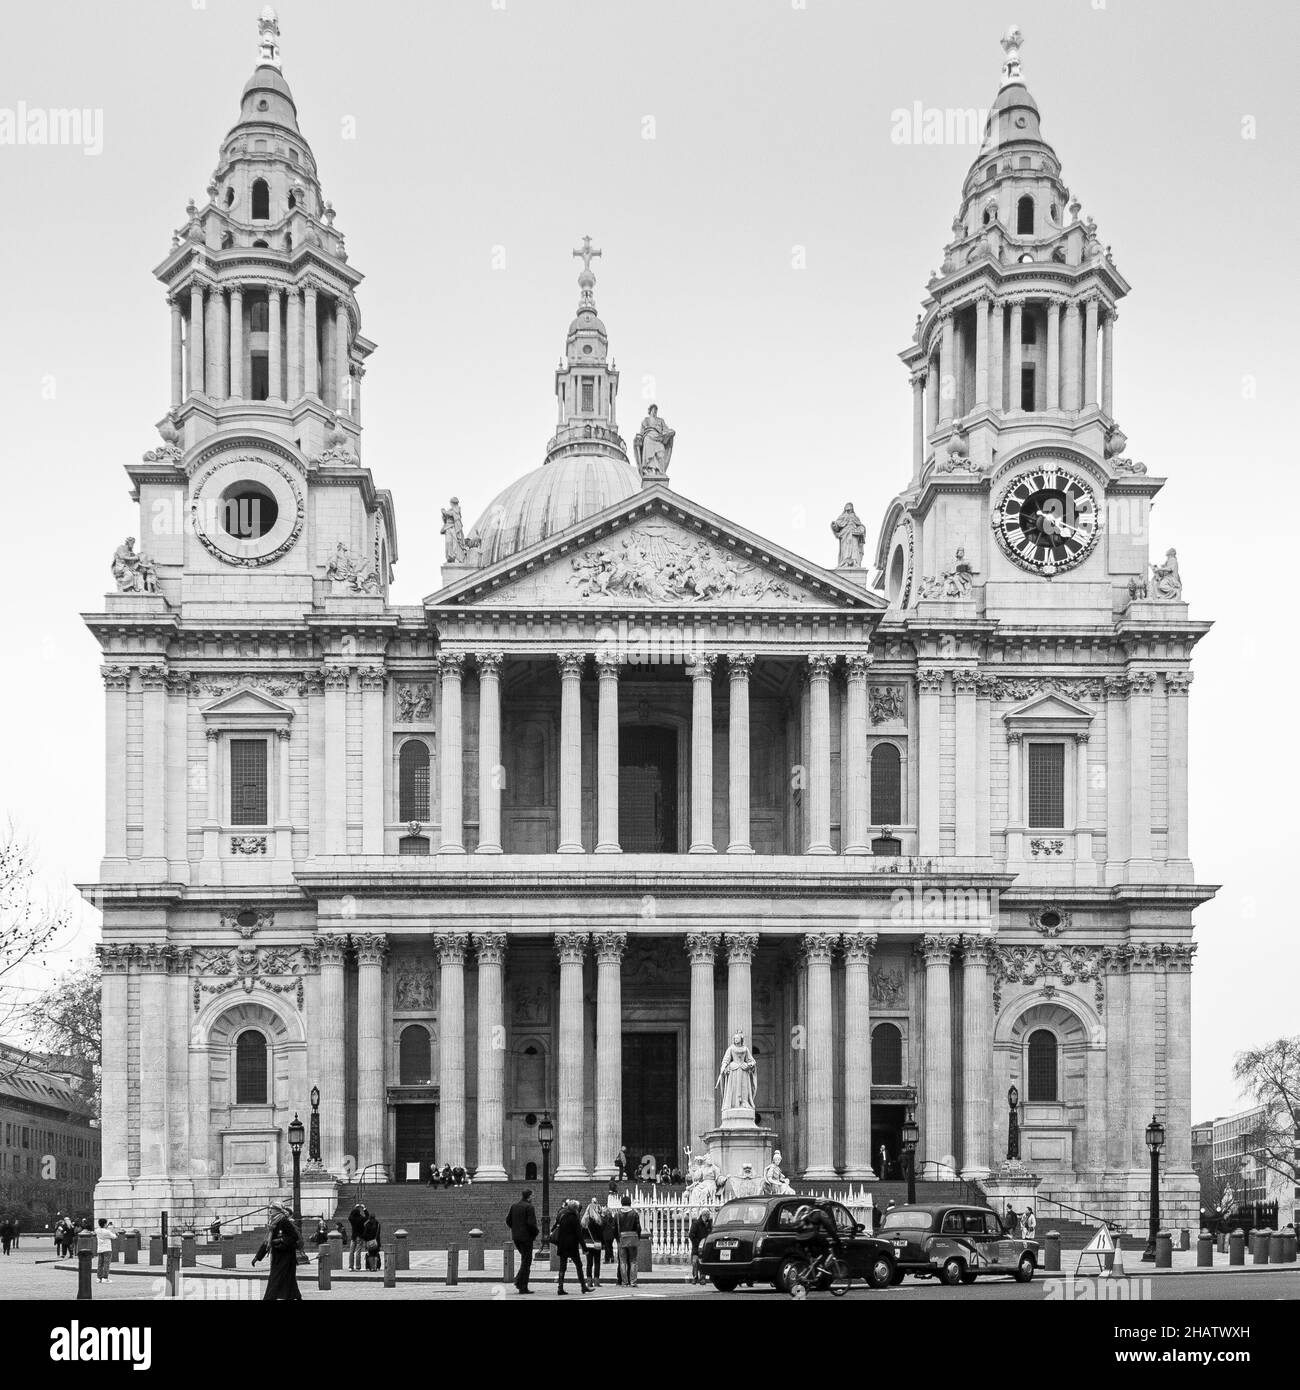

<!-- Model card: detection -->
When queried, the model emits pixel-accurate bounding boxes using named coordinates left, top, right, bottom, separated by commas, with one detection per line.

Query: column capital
left=136, top=943, right=173, bottom=973
left=917, top=668, right=946, bottom=694
left=266, top=283, right=283, bottom=302
left=354, top=932, right=389, bottom=965
left=595, top=654, right=619, bottom=679
left=555, top=931, right=590, bottom=964
left=842, top=931, right=878, bottom=962
left=909, top=367, right=928, bottom=389
left=727, top=653, right=754, bottom=678
left=557, top=652, right=586, bottom=680
left=1127, top=669, right=1157, bottom=694
left=434, top=932, right=469, bottom=965
left=724, top=932, right=759, bottom=965
left=1006, top=729, right=1024, bottom=744
left=322, top=665, right=351, bottom=691
left=1101, top=944, right=1133, bottom=975
left=802, top=934, right=839, bottom=963
left=357, top=666, right=386, bottom=691
left=807, top=653, right=835, bottom=680
left=138, top=665, right=168, bottom=690
left=314, top=934, right=348, bottom=966
left=952, top=668, right=979, bottom=694
left=845, top=654, right=872, bottom=682
left=960, top=934, right=994, bottom=967
left=477, top=651, right=504, bottom=678
left=436, top=652, right=465, bottom=678
left=1073, top=731, right=1091, bottom=745
left=684, top=932, right=721, bottom=964
left=474, top=931, right=508, bottom=965
left=593, top=930, right=627, bottom=963
left=690, top=653, right=717, bottom=680
left=275, top=725, right=292, bottom=741
left=102, top=664, right=132, bottom=690
left=97, top=942, right=137, bottom=973
left=1163, top=670, right=1193, bottom=694
left=920, top=934, right=955, bottom=965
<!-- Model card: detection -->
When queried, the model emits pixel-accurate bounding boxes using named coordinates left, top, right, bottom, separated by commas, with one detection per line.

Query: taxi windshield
left=881, top=1210, right=932, bottom=1232
left=713, top=1201, right=767, bottom=1228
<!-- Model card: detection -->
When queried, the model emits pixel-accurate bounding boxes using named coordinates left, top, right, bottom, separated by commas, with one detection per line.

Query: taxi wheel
left=889, top=1267, right=906, bottom=1286
left=867, top=1254, right=895, bottom=1289
left=1014, top=1254, right=1036, bottom=1283
left=940, top=1257, right=965, bottom=1286
left=777, top=1257, right=803, bottom=1294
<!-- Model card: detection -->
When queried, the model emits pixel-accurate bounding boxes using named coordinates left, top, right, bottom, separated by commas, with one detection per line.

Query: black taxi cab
left=879, top=1203, right=1039, bottom=1285
left=699, top=1195, right=896, bottom=1292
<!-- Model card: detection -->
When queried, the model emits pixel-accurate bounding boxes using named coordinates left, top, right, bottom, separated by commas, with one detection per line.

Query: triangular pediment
left=426, top=485, right=884, bottom=613
left=200, top=688, right=295, bottom=723
left=1003, top=691, right=1094, bottom=726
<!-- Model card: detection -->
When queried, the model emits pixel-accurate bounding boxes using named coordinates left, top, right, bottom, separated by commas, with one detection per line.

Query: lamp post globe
left=1141, top=1114, right=1165, bottom=1262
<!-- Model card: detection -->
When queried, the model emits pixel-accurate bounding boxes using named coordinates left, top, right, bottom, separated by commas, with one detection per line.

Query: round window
left=220, top=481, right=279, bottom=539
left=257, top=98, right=269, bottom=111
left=1040, top=909, right=1061, bottom=930
left=582, top=344, right=593, bottom=354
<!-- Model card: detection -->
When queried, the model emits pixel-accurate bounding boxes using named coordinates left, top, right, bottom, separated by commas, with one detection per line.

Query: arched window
left=1027, top=1029, right=1058, bottom=1101
left=1016, top=195, right=1034, bottom=235
left=398, top=1025, right=432, bottom=1085
left=287, top=190, right=297, bottom=210
left=399, top=741, right=431, bottom=821
left=251, top=178, right=270, bottom=220
left=872, top=1023, right=902, bottom=1085
left=224, top=187, right=235, bottom=207
left=870, top=744, right=902, bottom=824
left=234, top=1030, right=268, bottom=1104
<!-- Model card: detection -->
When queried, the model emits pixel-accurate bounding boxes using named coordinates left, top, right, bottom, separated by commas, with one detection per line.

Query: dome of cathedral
left=470, top=453, right=639, bottom=567
left=242, top=63, right=295, bottom=105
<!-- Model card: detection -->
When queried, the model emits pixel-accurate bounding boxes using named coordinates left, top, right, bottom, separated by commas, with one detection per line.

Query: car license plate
left=719, top=1250, right=732, bottom=1261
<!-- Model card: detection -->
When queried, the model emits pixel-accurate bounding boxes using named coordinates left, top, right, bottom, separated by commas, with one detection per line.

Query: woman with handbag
left=582, top=1197, right=605, bottom=1287
left=252, top=1199, right=304, bottom=1301
left=362, top=1211, right=382, bottom=1270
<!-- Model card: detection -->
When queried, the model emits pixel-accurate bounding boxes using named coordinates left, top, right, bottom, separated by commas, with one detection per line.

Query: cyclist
left=794, top=1201, right=841, bottom=1274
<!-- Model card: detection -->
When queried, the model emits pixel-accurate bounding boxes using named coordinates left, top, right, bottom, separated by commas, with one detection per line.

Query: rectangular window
left=250, top=353, right=270, bottom=401
left=230, top=739, right=269, bottom=825
left=1020, top=364, right=1036, bottom=411
left=1027, top=742, right=1065, bottom=828
left=581, top=377, right=594, bottom=412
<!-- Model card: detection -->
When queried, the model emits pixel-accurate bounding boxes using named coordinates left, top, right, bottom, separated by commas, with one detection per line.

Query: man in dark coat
left=551, top=1199, right=588, bottom=1295
left=347, top=1202, right=367, bottom=1270
left=252, top=1200, right=303, bottom=1301
left=616, top=1194, right=642, bottom=1288
left=506, top=1188, right=539, bottom=1294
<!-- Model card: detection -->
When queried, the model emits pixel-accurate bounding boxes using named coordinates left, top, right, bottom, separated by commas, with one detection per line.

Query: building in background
left=1199, top=1105, right=1299, bottom=1229
left=0, top=1042, right=100, bottom=1222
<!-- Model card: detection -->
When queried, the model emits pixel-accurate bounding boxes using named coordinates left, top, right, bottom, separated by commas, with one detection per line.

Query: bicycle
left=787, top=1245, right=852, bottom=1298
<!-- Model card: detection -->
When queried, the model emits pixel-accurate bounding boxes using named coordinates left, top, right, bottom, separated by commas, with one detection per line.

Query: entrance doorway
left=394, top=1106, right=436, bottom=1182
left=619, top=727, right=678, bottom=852
left=871, top=1105, right=906, bottom=1180
left=622, top=1032, right=678, bottom=1175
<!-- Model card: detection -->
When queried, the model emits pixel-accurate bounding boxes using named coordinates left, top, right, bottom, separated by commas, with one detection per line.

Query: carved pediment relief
left=200, top=687, right=295, bottom=727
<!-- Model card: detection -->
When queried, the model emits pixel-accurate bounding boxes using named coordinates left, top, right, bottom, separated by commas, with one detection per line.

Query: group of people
left=425, top=1160, right=470, bottom=1187
left=505, top=1188, right=647, bottom=1295
left=347, top=1201, right=383, bottom=1270
left=0, top=1219, right=21, bottom=1254
left=1004, top=1204, right=1037, bottom=1239
left=53, top=1216, right=88, bottom=1257
left=611, top=1147, right=684, bottom=1186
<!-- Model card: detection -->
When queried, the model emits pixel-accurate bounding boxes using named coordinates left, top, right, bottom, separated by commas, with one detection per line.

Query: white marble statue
left=716, top=1030, right=757, bottom=1112
left=633, top=404, right=674, bottom=481
left=1151, top=547, right=1182, bottom=601
left=762, top=1149, right=794, bottom=1195
left=830, top=502, right=866, bottom=567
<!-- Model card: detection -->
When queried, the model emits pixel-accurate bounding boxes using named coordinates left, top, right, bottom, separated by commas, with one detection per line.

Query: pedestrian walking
left=362, top=1210, right=382, bottom=1270
left=551, top=1199, right=588, bottom=1295
left=1005, top=1204, right=1021, bottom=1238
left=613, top=1146, right=629, bottom=1181
left=506, top=1187, right=539, bottom=1295
left=582, top=1197, right=605, bottom=1287
left=688, top=1209, right=713, bottom=1284
left=94, top=1219, right=116, bottom=1282
left=347, top=1201, right=367, bottom=1270
left=252, top=1199, right=304, bottom=1301
left=1, top=1220, right=13, bottom=1256
left=601, top=1201, right=617, bottom=1275
left=1023, top=1207, right=1036, bottom=1240
left=616, top=1194, right=642, bottom=1288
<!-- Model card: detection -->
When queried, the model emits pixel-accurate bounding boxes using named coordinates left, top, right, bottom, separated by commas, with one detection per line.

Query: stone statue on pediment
left=441, top=496, right=480, bottom=564
left=831, top=502, right=866, bottom=567
left=633, top=404, right=674, bottom=482
left=1150, top=548, right=1182, bottom=601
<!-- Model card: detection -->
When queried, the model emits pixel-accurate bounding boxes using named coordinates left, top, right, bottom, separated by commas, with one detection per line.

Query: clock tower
left=876, top=27, right=1158, bottom=623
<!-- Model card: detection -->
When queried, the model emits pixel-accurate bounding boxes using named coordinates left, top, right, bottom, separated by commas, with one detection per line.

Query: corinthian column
left=1008, top=299, right=1024, bottom=411
left=959, top=936, right=993, bottom=1179
left=1045, top=296, right=1061, bottom=409
left=314, top=935, right=348, bottom=1174
left=356, top=933, right=389, bottom=1179
left=595, top=656, right=620, bottom=853
left=477, top=653, right=503, bottom=854
left=973, top=294, right=990, bottom=407
left=435, top=933, right=468, bottom=1168
left=724, top=933, right=757, bottom=1050
left=921, top=935, right=955, bottom=1179
left=267, top=286, right=283, bottom=402
left=726, top=654, right=753, bottom=854
left=557, top=654, right=584, bottom=852
left=842, top=931, right=876, bottom=1180
left=1083, top=295, right=1100, bottom=409
left=303, top=280, right=319, bottom=398
left=685, top=933, right=720, bottom=1144
left=438, top=653, right=465, bottom=853
left=554, top=932, right=589, bottom=1178
left=474, top=933, right=508, bottom=1179
left=807, top=655, right=833, bottom=854
left=917, top=669, right=944, bottom=856
left=593, top=931, right=626, bottom=1178
left=910, top=370, right=926, bottom=482
left=690, top=655, right=716, bottom=852
left=169, top=295, right=184, bottom=408
left=97, top=945, right=131, bottom=1182
left=188, top=279, right=206, bottom=396
left=844, top=656, right=870, bottom=854
left=938, top=311, right=955, bottom=423
left=803, top=935, right=838, bottom=1179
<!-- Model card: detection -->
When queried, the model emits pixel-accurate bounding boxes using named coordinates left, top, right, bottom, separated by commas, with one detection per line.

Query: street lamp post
left=902, top=1110, right=920, bottom=1206
left=537, top=1112, right=554, bottom=1251
left=288, top=1113, right=305, bottom=1230
left=1141, top=1114, right=1165, bottom=1262
left=308, top=1085, right=321, bottom=1168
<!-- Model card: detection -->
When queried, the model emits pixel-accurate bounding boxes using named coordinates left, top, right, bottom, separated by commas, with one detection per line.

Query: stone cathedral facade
left=86, top=17, right=1212, bottom=1226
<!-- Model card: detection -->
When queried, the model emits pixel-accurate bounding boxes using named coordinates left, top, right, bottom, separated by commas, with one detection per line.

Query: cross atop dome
left=573, top=235, right=602, bottom=308
left=999, top=24, right=1024, bottom=86
left=257, top=6, right=282, bottom=70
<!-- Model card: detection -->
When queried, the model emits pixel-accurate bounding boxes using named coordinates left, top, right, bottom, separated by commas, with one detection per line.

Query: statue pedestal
left=981, top=1161, right=1042, bottom=1222
left=704, top=1111, right=778, bottom=1190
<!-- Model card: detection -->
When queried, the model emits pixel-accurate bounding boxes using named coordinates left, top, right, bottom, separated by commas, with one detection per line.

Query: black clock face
left=994, top=466, right=1099, bottom=575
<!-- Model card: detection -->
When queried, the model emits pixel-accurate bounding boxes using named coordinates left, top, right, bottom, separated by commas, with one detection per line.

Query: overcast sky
left=0, top=0, right=1295, bottom=1121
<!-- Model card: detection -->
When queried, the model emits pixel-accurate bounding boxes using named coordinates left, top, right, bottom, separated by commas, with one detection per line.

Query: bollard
left=468, top=1228, right=484, bottom=1272
left=148, top=1234, right=164, bottom=1266
left=1154, top=1231, right=1172, bottom=1269
left=1043, top=1231, right=1061, bottom=1272
left=1197, top=1231, right=1213, bottom=1268
left=318, top=1251, right=331, bottom=1291
left=447, top=1244, right=460, bottom=1286
left=394, top=1229, right=410, bottom=1272
left=637, top=1239, right=652, bottom=1273
left=221, top=1234, right=236, bottom=1269
left=1283, top=1231, right=1297, bottom=1264
left=328, top=1229, right=344, bottom=1272
left=181, top=1233, right=197, bottom=1269
left=124, top=1231, right=140, bottom=1266
left=1229, top=1229, right=1245, bottom=1266
left=1179, top=1228, right=1190, bottom=1252
left=165, top=1235, right=182, bottom=1297
left=503, top=1244, right=515, bottom=1283
left=1252, top=1230, right=1269, bottom=1265
left=383, top=1245, right=396, bottom=1288
left=1268, top=1231, right=1284, bottom=1265
left=76, top=1233, right=94, bottom=1301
